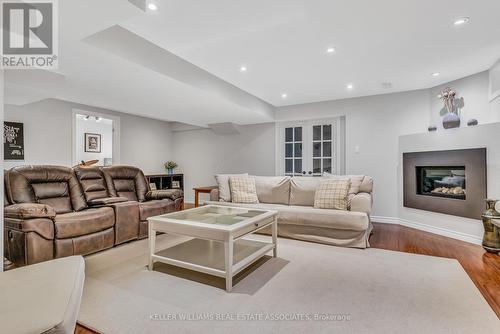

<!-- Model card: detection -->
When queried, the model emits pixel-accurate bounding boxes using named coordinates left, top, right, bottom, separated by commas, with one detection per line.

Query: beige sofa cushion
left=229, top=176, right=259, bottom=203
left=349, top=192, right=372, bottom=215
left=359, top=176, right=373, bottom=193
left=215, top=173, right=248, bottom=202
left=289, top=177, right=321, bottom=206
left=203, top=200, right=369, bottom=231
left=323, top=173, right=372, bottom=194
left=314, top=179, right=350, bottom=210
left=346, top=175, right=364, bottom=194
left=254, top=176, right=291, bottom=205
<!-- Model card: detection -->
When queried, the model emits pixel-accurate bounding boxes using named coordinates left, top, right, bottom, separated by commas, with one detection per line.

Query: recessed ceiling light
left=240, top=65, right=247, bottom=72
left=454, top=17, right=470, bottom=26
left=431, top=72, right=440, bottom=77
left=326, top=47, right=336, bottom=54
left=148, top=3, right=158, bottom=11
left=346, top=84, right=354, bottom=90
left=281, top=93, right=288, bottom=99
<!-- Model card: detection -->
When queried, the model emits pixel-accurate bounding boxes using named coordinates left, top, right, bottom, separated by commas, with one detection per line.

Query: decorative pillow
left=290, top=177, right=322, bottom=206
left=229, top=176, right=259, bottom=204
left=215, top=173, right=248, bottom=202
left=323, top=172, right=365, bottom=195
left=254, top=176, right=291, bottom=205
left=314, top=178, right=351, bottom=210
left=359, top=176, right=373, bottom=193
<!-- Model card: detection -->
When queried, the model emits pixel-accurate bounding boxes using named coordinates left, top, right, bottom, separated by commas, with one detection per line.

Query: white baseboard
left=372, top=216, right=482, bottom=245
left=371, top=216, right=400, bottom=225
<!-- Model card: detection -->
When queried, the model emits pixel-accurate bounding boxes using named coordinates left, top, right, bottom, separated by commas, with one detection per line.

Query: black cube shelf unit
left=146, top=174, right=184, bottom=192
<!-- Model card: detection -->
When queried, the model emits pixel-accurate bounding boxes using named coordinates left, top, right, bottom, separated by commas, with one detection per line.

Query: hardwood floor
left=370, top=222, right=500, bottom=318
left=75, top=220, right=500, bottom=333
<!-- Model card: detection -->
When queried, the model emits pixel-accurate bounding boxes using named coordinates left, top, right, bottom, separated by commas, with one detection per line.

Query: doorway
left=72, top=109, right=120, bottom=167
left=276, top=117, right=345, bottom=176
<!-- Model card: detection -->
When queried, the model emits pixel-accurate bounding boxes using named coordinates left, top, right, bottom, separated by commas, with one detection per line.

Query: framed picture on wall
left=84, top=133, right=101, bottom=153
left=4, top=122, right=25, bottom=160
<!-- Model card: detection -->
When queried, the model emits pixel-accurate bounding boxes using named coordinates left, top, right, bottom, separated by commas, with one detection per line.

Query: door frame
left=71, top=109, right=121, bottom=166
left=275, top=116, right=345, bottom=176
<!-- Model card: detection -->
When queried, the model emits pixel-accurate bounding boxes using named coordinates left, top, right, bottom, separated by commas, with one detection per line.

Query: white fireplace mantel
left=393, top=123, right=500, bottom=245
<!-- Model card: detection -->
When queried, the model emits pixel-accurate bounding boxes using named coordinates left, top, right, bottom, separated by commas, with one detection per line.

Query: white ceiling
left=123, top=0, right=500, bottom=106
left=5, top=0, right=500, bottom=125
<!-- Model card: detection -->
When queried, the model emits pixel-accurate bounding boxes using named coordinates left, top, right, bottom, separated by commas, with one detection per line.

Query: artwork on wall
left=84, top=133, right=101, bottom=153
left=4, top=122, right=25, bottom=160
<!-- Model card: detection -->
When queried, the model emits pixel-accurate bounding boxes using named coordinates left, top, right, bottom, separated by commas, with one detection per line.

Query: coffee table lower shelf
left=150, top=238, right=276, bottom=291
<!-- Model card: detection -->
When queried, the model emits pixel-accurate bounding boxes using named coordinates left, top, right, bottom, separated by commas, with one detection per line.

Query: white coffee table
left=147, top=205, right=278, bottom=292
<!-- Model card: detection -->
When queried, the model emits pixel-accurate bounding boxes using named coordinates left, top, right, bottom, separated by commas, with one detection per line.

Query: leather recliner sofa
left=3, top=165, right=183, bottom=267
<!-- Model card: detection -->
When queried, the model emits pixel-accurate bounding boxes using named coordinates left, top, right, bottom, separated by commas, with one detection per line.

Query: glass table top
left=158, top=205, right=270, bottom=226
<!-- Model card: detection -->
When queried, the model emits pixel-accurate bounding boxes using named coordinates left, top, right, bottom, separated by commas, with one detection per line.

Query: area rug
left=78, top=234, right=498, bottom=333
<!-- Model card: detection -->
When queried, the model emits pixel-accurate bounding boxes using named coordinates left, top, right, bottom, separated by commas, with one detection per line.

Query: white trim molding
left=372, top=216, right=483, bottom=245
left=489, top=58, right=500, bottom=102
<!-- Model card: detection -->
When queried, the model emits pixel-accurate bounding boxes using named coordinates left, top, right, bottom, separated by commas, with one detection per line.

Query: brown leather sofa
left=4, top=165, right=183, bottom=267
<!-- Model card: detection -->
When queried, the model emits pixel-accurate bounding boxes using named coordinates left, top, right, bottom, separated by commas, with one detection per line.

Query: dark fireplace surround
left=403, top=148, right=487, bottom=219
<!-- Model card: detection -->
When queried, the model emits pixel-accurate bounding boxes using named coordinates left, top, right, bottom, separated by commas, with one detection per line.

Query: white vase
left=442, top=112, right=460, bottom=129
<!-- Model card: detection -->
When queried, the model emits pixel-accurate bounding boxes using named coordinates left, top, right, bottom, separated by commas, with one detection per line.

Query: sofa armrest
left=146, top=189, right=183, bottom=201
left=210, top=188, right=219, bottom=201
left=4, top=203, right=56, bottom=220
left=87, top=197, right=129, bottom=207
left=349, top=192, right=372, bottom=215
left=5, top=217, right=55, bottom=240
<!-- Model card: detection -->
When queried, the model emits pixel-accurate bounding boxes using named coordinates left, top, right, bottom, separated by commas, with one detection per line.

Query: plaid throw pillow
left=314, top=178, right=351, bottom=210
left=229, top=176, right=259, bottom=204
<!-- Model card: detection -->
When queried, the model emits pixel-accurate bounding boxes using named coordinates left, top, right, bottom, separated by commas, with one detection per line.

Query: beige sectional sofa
left=205, top=175, right=373, bottom=248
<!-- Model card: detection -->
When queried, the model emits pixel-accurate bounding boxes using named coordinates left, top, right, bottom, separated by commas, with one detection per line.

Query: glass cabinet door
left=311, top=123, right=333, bottom=176
left=278, top=118, right=342, bottom=177
left=284, top=126, right=303, bottom=176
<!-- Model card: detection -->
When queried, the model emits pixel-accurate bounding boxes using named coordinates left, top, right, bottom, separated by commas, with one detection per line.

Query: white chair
left=0, top=256, right=85, bottom=334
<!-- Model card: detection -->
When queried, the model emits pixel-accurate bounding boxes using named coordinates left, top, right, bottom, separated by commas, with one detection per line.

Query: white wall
left=75, top=116, right=113, bottom=165
left=173, top=89, right=431, bottom=212
left=4, top=100, right=71, bottom=168
left=429, top=71, right=500, bottom=128
left=172, top=70, right=500, bottom=245
left=4, top=99, right=173, bottom=174
left=276, top=90, right=431, bottom=217
left=172, top=123, right=275, bottom=203
left=4, top=70, right=500, bottom=246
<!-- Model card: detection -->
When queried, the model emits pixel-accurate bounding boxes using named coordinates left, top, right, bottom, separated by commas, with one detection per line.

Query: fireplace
left=416, top=166, right=466, bottom=200
left=403, top=148, right=486, bottom=219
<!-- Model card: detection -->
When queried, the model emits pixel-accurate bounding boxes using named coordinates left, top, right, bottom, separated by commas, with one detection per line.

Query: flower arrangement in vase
left=438, top=87, right=463, bottom=129
left=164, top=161, right=178, bottom=175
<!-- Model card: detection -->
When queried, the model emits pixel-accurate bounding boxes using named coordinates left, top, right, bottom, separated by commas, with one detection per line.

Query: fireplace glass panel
left=416, top=166, right=466, bottom=200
